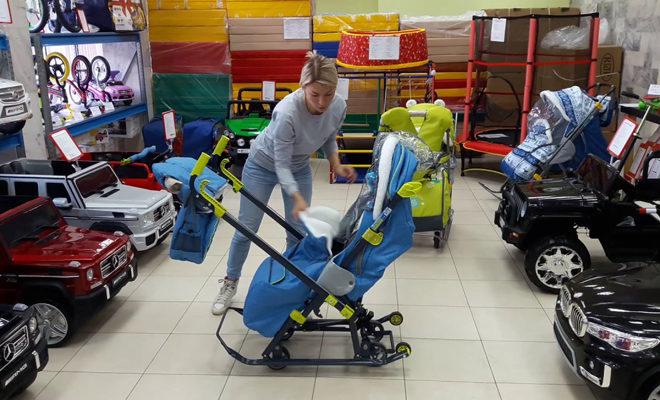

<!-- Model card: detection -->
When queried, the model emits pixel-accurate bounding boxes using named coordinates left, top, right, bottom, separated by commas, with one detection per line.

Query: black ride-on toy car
left=495, top=151, right=660, bottom=293
left=219, top=87, right=292, bottom=176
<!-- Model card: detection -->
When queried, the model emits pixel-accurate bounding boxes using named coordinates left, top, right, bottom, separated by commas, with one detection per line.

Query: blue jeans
left=225, top=158, right=313, bottom=281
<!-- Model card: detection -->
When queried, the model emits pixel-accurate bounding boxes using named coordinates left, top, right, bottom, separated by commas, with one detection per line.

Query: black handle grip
left=621, top=91, right=640, bottom=99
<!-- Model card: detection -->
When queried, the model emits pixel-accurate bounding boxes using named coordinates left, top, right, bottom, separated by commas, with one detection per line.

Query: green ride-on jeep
left=220, top=87, right=292, bottom=177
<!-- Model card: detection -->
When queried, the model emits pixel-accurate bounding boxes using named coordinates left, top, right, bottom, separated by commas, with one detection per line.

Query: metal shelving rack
left=31, top=32, right=148, bottom=138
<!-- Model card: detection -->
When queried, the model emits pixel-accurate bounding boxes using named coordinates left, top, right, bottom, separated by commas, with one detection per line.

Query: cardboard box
left=597, top=45, right=623, bottom=84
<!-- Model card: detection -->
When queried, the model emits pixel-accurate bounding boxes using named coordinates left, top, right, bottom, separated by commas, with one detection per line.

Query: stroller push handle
left=191, top=153, right=211, bottom=177
left=213, top=135, right=230, bottom=156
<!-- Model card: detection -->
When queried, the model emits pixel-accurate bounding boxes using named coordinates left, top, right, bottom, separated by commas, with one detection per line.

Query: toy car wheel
left=32, top=301, right=73, bottom=347
left=525, top=235, right=591, bottom=294
left=123, top=100, right=133, bottom=106
left=0, top=121, right=26, bottom=135
left=638, top=378, right=660, bottom=400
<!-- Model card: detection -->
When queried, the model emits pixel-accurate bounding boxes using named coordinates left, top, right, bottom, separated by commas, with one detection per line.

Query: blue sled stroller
left=159, top=134, right=429, bottom=368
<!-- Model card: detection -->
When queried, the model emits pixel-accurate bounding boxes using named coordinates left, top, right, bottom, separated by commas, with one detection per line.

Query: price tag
left=336, top=78, right=349, bottom=100
left=608, top=118, right=637, bottom=159
left=262, top=81, right=276, bottom=101
left=491, top=18, right=507, bottom=42
left=49, top=129, right=82, bottom=161
left=90, top=106, right=102, bottom=117
left=162, top=110, right=177, bottom=140
left=283, top=18, right=310, bottom=40
left=73, top=111, right=85, bottom=122
left=630, top=145, right=650, bottom=179
left=368, top=35, right=400, bottom=61
left=104, top=102, right=115, bottom=112
left=648, top=84, right=660, bottom=97
left=0, top=0, right=12, bottom=24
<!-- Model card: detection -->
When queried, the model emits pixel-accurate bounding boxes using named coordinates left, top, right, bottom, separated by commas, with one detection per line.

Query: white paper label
left=648, top=84, right=660, bottom=97
left=104, top=102, right=115, bottom=112
left=368, top=36, right=400, bottom=61
left=162, top=110, right=177, bottom=140
left=336, top=78, right=349, bottom=100
left=262, top=81, right=276, bottom=101
left=73, top=111, right=85, bottom=122
left=0, top=0, right=11, bottom=24
left=283, top=18, right=310, bottom=40
left=491, top=18, right=507, bottom=43
left=630, top=146, right=649, bottom=178
left=649, top=159, right=660, bottom=179
left=608, top=118, right=637, bottom=158
left=90, top=106, right=102, bottom=117
left=50, top=129, right=82, bottom=161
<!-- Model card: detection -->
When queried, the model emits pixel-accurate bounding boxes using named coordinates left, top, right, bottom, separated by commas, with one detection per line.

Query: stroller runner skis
left=173, top=133, right=430, bottom=368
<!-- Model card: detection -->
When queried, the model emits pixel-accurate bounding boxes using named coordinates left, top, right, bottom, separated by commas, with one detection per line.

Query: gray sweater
left=250, top=89, right=346, bottom=195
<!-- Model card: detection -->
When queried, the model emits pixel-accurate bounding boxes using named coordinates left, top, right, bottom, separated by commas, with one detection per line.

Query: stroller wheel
left=389, top=312, right=403, bottom=326
left=280, top=328, right=294, bottom=342
left=433, top=232, right=442, bottom=249
left=266, top=346, right=290, bottom=370
left=368, top=342, right=387, bottom=363
left=360, top=321, right=385, bottom=341
left=395, top=342, right=412, bottom=356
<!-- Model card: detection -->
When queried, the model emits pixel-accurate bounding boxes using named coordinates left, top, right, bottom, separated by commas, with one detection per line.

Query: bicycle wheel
left=46, top=52, right=70, bottom=85
left=27, top=0, right=49, bottom=33
left=53, top=0, right=81, bottom=33
left=72, top=55, right=91, bottom=86
left=91, top=56, right=111, bottom=84
left=67, top=83, right=84, bottom=105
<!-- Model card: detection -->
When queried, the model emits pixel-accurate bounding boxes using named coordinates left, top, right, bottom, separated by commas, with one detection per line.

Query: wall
left=572, top=0, right=660, bottom=101
left=314, top=0, right=570, bottom=16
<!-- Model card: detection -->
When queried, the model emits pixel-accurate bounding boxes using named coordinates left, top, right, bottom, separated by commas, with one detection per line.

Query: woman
left=212, top=51, right=356, bottom=315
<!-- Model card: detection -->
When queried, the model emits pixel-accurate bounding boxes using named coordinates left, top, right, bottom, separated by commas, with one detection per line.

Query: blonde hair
left=299, top=51, right=338, bottom=88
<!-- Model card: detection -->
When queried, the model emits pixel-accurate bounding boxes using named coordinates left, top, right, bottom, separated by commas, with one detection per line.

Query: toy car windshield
left=576, top=155, right=618, bottom=194
left=0, top=202, right=60, bottom=247
left=75, top=165, right=119, bottom=198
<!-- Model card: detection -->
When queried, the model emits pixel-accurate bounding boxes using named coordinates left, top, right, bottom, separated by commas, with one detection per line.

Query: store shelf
left=33, top=32, right=141, bottom=47
left=0, top=132, right=23, bottom=152
left=57, top=103, right=148, bottom=137
left=620, top=104, right=660, bottom=125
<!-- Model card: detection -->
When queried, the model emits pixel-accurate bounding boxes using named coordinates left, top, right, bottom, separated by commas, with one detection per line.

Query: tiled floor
left=19, top=159, right=601, bottom=400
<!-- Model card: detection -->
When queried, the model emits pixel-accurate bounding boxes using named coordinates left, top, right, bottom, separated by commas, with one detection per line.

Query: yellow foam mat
left=149, top=9, right=227, bottom=27
left=312, top=32, right=340, bottom=42
left=313, top=14, right=399, bottom=33
left=226, top=1, right=311, bottom=18
left=148, top=0, right=221, bottom=10
left=149, top=26, right=228, bottom=42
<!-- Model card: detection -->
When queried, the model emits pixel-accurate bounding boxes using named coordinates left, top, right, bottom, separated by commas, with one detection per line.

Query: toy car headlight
left=28, top=316, right=38, bottom=335
left=226, top=131, right=234, bottom=139
left=587, top=322, right=660, bottom=353
left=125, top=242, right=131, bottom=253
left=520, top=202, right=528, bottom=218
left=143, top=212, right=155, bottom=227
left=237, top=138, right=246, bottom=147
left=86, top=269, right=94, bottom=282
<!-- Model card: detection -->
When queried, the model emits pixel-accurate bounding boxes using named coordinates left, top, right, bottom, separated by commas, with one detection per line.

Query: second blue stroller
left=179, top=133, right=427, bottom=368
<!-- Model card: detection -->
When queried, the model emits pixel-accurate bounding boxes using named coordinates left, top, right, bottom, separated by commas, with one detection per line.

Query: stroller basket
left=183, top=136, right=420, bottom=369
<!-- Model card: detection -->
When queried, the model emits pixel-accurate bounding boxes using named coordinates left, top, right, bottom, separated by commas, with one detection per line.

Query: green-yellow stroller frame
left=380, top=102, right=456, bottom=248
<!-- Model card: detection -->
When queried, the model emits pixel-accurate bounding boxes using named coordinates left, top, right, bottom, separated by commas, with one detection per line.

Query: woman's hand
left=292, top=192, right=309, bottom=220
left=334, top=164, right=357, bottom=183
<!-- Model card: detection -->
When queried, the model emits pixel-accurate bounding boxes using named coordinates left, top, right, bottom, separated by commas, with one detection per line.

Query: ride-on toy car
left=554, top=260, right=660, bottom=400
left=495, top=151, right=660, bottom=293
left=101, top=71, right=134, bottom=106
left=221, top=87, right=292, bottom=174
left=0, top=196, right=138, bottom=346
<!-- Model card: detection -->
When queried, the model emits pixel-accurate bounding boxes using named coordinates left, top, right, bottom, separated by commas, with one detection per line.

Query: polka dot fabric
left=337, top=28, right=429, bottom=70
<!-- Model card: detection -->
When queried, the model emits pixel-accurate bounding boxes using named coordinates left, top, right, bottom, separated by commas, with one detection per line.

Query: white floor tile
left=63, top=333, right=168, bottom=373
left=314, top=377, right=405, bottom=400
left=174, top=302, right=248, bottom=335
left=128, top=276, right=207, bottom=302
left=147, top=333, right=244, bottom=375
left=398, top=305, right=479, bottom=340
left=362, top=278, right=398, bottom=305
left=14, top=371, right=57, bottom=400
left=454, top=258, right=523, bottom=281
left=43, top=333, right=91, bottom=372
left=128, top=374, right=227, bottom=400
left=395, top=256, right=458, bottom=280
left=453, top=210, right=493, bottom=225
left=317, top=335, right=404, bottom=380
left=484, top=341, right=584, bottom=384
left=449, top=240, right=512, bottom=261
left=151, top=255, right=222, bottom=277
left=449, top=223, right=501, bottom=241
left=397, top=279, right=467, bottom=307
left=498, top=383, right=595, bottom=400
left=405, top=381, right=501, bottom=400
left=462, top=280, right=540, bottom=308
left=472, top=308, right=556, bottom=342
left=96, top=301, right=189, bottom=334
left=220, top=376, right=315, bottom=400
left=35, top=372, right=140, bottom=400
left=402, top=338, right=493, bottom=382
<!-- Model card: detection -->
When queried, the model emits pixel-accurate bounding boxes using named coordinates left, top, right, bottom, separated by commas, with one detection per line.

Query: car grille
left=153, top=202, right=171, bottom=222
left=0, top=86, right=25, bottom=102
left=568, top=303, right=588, bottom=337
left=559, top=286, right=571, bottom=317
left=0, top=326, right=29, bottom=371
left=100, top=246, right=129, bottom=279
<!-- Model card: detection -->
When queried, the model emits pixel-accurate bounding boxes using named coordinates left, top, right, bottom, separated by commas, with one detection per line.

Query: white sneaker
left=211, top=278, right=238, bottom=315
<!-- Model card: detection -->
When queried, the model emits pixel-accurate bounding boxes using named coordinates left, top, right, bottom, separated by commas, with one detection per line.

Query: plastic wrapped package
left=230, top=50, right=307, bottom=83
left=149, top=26, right=228, bottom=42
left=225, top=0, right=311, bottom=18
left=153, top=73, right=231, bottom=123
left=540, top=25, right=590, bottom=50
left=151, top=42, right=231, bottom=74
left=312, top=13, right=399, bottom=58
left=147, top=0, right=223, bottom=10
left=149, top=9, right=227, bottom=27
left=228, top=18, right=311, bottom=52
